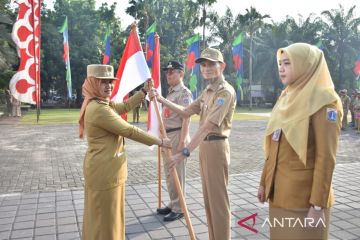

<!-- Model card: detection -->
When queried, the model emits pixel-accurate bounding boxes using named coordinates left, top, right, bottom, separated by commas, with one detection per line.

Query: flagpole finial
left=131, top=22, right=137, bottom=32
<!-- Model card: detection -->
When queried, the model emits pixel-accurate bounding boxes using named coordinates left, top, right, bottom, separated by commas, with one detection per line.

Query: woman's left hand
left=161, top=138, right=172, bottom=148
left=307, top=206, right=325, bottom=224
left=169, top=152, right=185, bottom=170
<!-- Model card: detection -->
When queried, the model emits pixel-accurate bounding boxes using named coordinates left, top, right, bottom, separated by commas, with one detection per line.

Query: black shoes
left=156, top=206, right=172, bottom=215
left=157, top=207, right=183, bottom=221
left=163, top=212, right=184, bottom=222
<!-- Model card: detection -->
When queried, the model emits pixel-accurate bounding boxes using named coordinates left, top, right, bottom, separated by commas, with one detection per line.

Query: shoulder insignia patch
left=326, top=108, right=337, bottom=122
left=183, top=97, right=190, bottom=106
left=216, top=97, right=225, bottom=106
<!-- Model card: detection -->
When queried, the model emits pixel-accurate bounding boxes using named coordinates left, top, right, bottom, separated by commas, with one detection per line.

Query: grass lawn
left=20, top=107, right=270, bottom=125
left=21, top=109, right=81, bottom=124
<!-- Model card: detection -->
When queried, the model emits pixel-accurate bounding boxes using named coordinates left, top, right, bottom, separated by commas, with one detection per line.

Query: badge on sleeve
left=216, top=97, right=225, bottom=106
left=183, top=97, right=190, bottom=106
left=326, top=108, right=337, bottom=122
left=272, top=129, right=282, bottom=141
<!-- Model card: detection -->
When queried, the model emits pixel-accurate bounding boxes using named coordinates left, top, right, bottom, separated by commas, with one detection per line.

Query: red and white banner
left=147, top=34, right=162, bottom=138
left=111, top=28, right=150, bottom=103
left=10, top=0, right=41, bottom=105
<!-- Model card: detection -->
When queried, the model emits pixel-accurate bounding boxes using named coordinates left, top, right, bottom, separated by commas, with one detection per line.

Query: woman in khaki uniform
left=257, top=43, right=343, bottom=240
left=79, top=64, right=170, bottom=240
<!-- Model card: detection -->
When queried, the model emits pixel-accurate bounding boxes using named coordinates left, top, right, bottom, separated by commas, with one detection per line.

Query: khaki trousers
left=83, top=184, right=125, bottom=240
left=199, top=139, right=230, bottom=240
left=342, top=109, right=348, bottom=128
left=161, top=130, right=186, bottom=213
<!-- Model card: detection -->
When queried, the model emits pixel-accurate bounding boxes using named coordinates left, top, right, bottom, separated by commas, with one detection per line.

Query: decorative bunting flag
left=10, top=0, right=41, bottom=105
left=58, top=16, right=72, bottom=99
left=186, top=34, right=200, bottom=98
left=103, top=29, right=110, bottom=65
left=232, top=32, right=244, bottom=102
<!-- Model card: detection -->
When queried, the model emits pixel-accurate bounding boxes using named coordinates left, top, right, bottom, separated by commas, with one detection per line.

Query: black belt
left=204, top=135, right=227, bottom=141
left=166, top=127, right=182, bottom=133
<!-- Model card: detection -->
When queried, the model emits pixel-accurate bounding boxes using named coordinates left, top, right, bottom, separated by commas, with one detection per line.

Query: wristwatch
left=313, top=205, right=322, bottom=211
left=182, top=147, right=190, bottom=157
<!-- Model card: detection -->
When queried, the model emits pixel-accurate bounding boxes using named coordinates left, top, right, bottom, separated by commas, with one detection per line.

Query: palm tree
left=321, top=5, right=360, bottom=88
left=208, top=8, right=243, bottom=75
left=239, top=7, right=270, bottom=110
left=254, top=22, right=291, bottom=103
left=196, top=0, right=217, bottom=50
left=285, top=14, right=323, bottom=44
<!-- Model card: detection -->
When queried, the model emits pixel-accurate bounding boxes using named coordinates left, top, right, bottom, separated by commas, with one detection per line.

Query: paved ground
left=0, top=116, right=359, bottom=239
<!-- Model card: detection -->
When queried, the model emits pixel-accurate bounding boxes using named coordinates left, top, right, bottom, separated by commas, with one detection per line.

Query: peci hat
left=87, top=64, right=118, bottom=80
left=162, top=61, right=184, bottom=71
left=195, top=47, right=224, bottom=63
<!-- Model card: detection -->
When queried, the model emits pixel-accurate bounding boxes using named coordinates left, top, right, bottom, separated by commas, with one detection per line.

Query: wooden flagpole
left=157, top=146, right=161, bottom=209
left=150, top=95, right=196, bottom=240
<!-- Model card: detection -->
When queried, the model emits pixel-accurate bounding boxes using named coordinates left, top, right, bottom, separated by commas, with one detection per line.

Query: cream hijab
left=265, top=43, right=343, bottom=165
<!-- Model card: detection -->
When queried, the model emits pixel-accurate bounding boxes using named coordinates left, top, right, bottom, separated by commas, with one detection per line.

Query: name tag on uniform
left=326, top=108, right=337, bottom=122
left=272, top=129, right=282, bottom=141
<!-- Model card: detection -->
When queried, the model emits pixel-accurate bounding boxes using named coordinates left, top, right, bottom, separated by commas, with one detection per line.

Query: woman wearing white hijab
left=257, top=43, right=343, bottom=239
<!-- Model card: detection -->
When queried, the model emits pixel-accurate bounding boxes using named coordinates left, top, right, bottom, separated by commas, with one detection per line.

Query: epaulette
left=95, top=99, right=108, bottom=105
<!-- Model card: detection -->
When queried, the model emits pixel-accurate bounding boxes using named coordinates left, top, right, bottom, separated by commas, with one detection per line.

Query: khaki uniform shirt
left=260, top=103, right=341, bottom=209
left=84, top=92, right=158, bottom=190
left=185, top=77, right=236, bottom=137
left=340, top=95, right=350, bottom=111
left=163, top=82, right=193, bottom=130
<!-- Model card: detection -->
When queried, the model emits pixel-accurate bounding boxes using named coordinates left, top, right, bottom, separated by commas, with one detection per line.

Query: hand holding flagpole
left=149, top=80, right=196, bottom=240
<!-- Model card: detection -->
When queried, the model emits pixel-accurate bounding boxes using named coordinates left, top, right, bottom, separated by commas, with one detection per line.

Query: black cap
left=162, top=61, right=184, bottom=71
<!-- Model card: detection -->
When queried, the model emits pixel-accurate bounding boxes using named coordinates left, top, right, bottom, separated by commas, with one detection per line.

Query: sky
left=99, top=0, right=358, bottom=30
left=41, top=0, right=359, bottom=31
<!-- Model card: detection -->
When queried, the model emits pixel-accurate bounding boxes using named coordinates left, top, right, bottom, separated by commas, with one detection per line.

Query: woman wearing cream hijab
left=257, top=43, right=342, bottom=239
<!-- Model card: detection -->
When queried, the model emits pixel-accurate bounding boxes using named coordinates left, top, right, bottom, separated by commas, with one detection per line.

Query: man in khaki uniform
left=156, top=61, right=193, bottom=221
left=152, top=48, right=236, bottom=240
left=11, top=95, right=21, bottom=117
left=339, top=89, right=350, bottom=129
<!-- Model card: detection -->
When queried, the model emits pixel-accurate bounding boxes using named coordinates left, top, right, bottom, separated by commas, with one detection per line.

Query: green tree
left=285, top=14, right=323, bottom=43
left=207, top=8, right=244, bottom=82
left=40, top=0, right=123, bottom=104
left=125, top=0, right=202, bottom=94
left=239, top=7, right=270, bottom=110
left=253, top=22, right=291, bottom=102
left=321, top=5, right=360, bottom=88
left=195, top=0, right=217, bottom=49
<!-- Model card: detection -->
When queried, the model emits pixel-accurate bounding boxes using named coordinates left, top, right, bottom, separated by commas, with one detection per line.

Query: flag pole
left=144, top=23, right=162, bottom=209
left=32, top=0, right=40, bottom=123
left=150, top=89, right=196, bottom=240
left=157, top=146, right=161, bottom=209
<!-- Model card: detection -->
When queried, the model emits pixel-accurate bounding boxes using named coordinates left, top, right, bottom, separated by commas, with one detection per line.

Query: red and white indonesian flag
left=111, top=28, right=150, bottom=103
left=10, top=0, right=41, bottom=105
left=147, top=34, right=162, bottom=138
